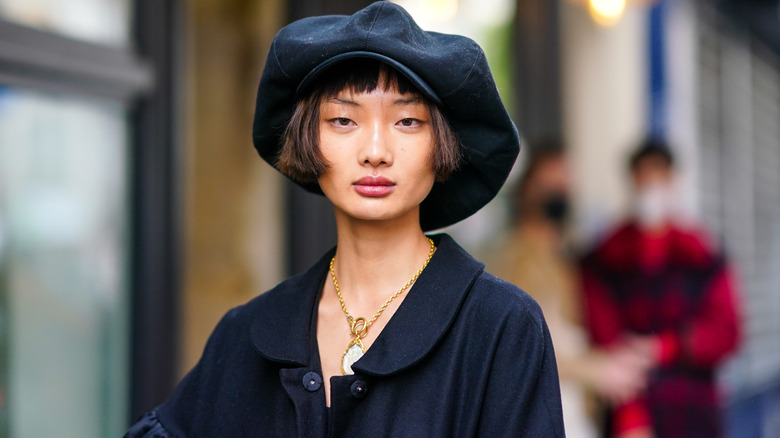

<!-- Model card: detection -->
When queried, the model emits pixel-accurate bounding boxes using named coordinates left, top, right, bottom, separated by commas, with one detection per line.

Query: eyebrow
left=329, top=97, right=359, bottom=107
left=393, top=96, right=425, bottom=106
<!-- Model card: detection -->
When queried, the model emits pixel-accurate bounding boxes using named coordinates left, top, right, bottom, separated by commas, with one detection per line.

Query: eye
left=398, top=118, right=421, bottom=127
left=330, top=117, right=355, bottom=127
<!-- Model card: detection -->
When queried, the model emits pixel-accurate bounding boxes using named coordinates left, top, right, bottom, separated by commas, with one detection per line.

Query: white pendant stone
left=341, top=342, right=364, bottom=375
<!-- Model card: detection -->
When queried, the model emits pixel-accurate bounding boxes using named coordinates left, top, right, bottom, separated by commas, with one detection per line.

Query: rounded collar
left=249, top=234, right=485, bottom=375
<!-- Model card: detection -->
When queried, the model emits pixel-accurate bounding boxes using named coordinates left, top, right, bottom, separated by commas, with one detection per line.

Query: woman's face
left=317, top=84, right=436, bottom=226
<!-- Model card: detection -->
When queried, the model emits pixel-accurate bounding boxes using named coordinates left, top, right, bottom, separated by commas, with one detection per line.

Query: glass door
left=0, top=86, right=130, bottom=437
left=0, top=0, right=182, bottom=431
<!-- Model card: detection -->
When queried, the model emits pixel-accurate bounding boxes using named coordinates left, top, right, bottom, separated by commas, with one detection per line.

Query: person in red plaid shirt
left=579, top=139, right=742, bottom=438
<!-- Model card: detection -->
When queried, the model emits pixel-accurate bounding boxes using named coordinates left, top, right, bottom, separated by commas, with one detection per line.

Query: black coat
left=126, top=234, right=564, bottom=437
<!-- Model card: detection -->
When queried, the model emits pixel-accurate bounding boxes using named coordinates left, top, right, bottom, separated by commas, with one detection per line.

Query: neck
left=331, top=209, right=432, bottom=309
left=637, top=220, right=671, bottom=238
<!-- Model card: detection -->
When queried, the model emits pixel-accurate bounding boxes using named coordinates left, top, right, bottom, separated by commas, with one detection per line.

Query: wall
left=561, top=0, right=648, bottom=246
left=181, top=0, right=287, bottom=374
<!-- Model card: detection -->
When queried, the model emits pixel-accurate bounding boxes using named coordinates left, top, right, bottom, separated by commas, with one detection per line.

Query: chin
left=350, top=210, right=404, bottom=223
left=341, top=204, right=420, bottom=225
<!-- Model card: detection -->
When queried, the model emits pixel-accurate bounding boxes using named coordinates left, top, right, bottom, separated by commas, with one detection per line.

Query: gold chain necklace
left=329, top=237, right=436, bottom=375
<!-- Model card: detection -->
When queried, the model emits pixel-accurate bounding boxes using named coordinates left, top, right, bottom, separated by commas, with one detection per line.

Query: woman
left=127, top=2, right=563, bottom=437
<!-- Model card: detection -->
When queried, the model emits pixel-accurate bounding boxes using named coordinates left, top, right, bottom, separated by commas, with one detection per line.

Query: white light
left=588, top=0, right=626, bottom=26
left=393, top=0, right=459, bottom=27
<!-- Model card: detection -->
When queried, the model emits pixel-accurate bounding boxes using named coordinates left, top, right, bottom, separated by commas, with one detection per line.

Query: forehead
left=527, top=155, right=569, bottom=192
left=535, top=156, right=567, bottom=178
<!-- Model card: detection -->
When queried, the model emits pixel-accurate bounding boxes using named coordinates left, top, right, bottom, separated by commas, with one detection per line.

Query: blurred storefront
left=693, top=2, right=780, bottom=436
left=0, top=0, right=180, bottom=436
left=560, top=1, right=780, bottom=436
left=0, top=0, right=779, bottom=437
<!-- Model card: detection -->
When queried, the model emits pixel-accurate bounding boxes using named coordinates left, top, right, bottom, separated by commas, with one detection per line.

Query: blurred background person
left=579, top=139, right=742, bottom=438
left=488, top=144, right=652, bottom=438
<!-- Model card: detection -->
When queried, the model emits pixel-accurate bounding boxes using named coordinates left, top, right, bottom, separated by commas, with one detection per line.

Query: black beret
left=252, top=1, right=520, bottom=230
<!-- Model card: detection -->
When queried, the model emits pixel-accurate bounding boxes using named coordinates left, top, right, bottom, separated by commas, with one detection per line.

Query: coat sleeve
left=476, top=293, right=565, bottom=438
left=124, top=305, right=246, bottom=438
left=125, top=411, right=178, bottom=438
left=656, top=264, right=741, bottom=368
left=610, top=268, right=742, bottom=437
left=580, top=261, right=624, bottom=346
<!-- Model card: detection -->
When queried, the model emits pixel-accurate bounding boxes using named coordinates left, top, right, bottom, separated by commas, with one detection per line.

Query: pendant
left=341, top=338, right=365, bottom=375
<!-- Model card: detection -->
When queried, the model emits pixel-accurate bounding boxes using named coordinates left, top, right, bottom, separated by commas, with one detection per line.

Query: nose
left=360, top=121, right=393, bottom=168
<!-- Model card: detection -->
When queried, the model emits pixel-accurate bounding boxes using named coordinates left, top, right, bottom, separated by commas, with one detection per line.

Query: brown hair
left=276, top=59, right=461, bottom=184
left=628, top=137, right=675, bottom=172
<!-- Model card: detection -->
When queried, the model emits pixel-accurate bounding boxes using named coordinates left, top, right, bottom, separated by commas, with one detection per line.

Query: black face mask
left=541, top=193, right=569, bottom=226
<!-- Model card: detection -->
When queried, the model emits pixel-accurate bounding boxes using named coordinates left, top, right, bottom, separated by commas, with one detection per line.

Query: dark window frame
left=0, top=18, right=152, bottom=100
left=129, top=0, right=184, bottom=421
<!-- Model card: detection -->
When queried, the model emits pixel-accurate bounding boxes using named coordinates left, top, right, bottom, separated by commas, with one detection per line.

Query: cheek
left=403, top=133, right=434, bottom=162
left=419, top=141, right=437, bottom=179
left=318, top=131, right=337, bottom=163
left=318, top=135, right=351, bottom=177
left=316, top=140, right=337, bottom=185
left=409, top=158, right=436, bottom=191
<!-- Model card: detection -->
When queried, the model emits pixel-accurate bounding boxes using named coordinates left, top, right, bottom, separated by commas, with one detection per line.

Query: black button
left=302, top=372, right=322, bottom=392
left=350, top=380, right=368, bottom=399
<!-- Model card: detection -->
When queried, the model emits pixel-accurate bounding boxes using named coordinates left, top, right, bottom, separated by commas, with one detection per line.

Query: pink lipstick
left=353, top=175, right=396, bottom=197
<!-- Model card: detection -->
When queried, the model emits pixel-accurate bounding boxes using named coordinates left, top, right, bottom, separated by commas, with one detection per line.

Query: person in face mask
left=630, top=143, right=679, bottom=231
left=579, top=139, right=742, bottom=438
left=488, top=144, right=653, bottom=438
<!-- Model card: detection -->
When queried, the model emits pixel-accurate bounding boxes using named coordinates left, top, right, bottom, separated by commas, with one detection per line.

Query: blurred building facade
left=0, top=0, right=778, bottom=437
left=0, top=1, right=179, bottom=436
left=560, top=1, right=780, bottom=437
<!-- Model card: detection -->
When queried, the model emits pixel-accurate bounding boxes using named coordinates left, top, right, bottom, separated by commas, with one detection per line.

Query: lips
left=353, top=175, right=396, bottom=197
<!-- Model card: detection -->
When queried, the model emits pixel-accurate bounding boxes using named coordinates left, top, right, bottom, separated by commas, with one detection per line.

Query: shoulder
left=581, top=221, right=636, bottom=264
left=465, top=270, right=548, bottom=337
left=669, top=222, right=723, bottom=261
left=191, top=266, right=318, bottom=362
left=201, top=290, right=270, bottom=344
left=457, top=272, right=564, bottom=435
left=150, top=267, right=325, bottom=436
left=213, top=258, right=325, bottom=333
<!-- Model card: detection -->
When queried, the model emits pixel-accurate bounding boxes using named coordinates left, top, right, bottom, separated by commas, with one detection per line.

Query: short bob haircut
left=276, top=58, right=462, bottom=185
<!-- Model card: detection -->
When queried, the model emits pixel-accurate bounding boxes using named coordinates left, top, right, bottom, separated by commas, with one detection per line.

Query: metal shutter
left=697, top=2, right=780, bottom=395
